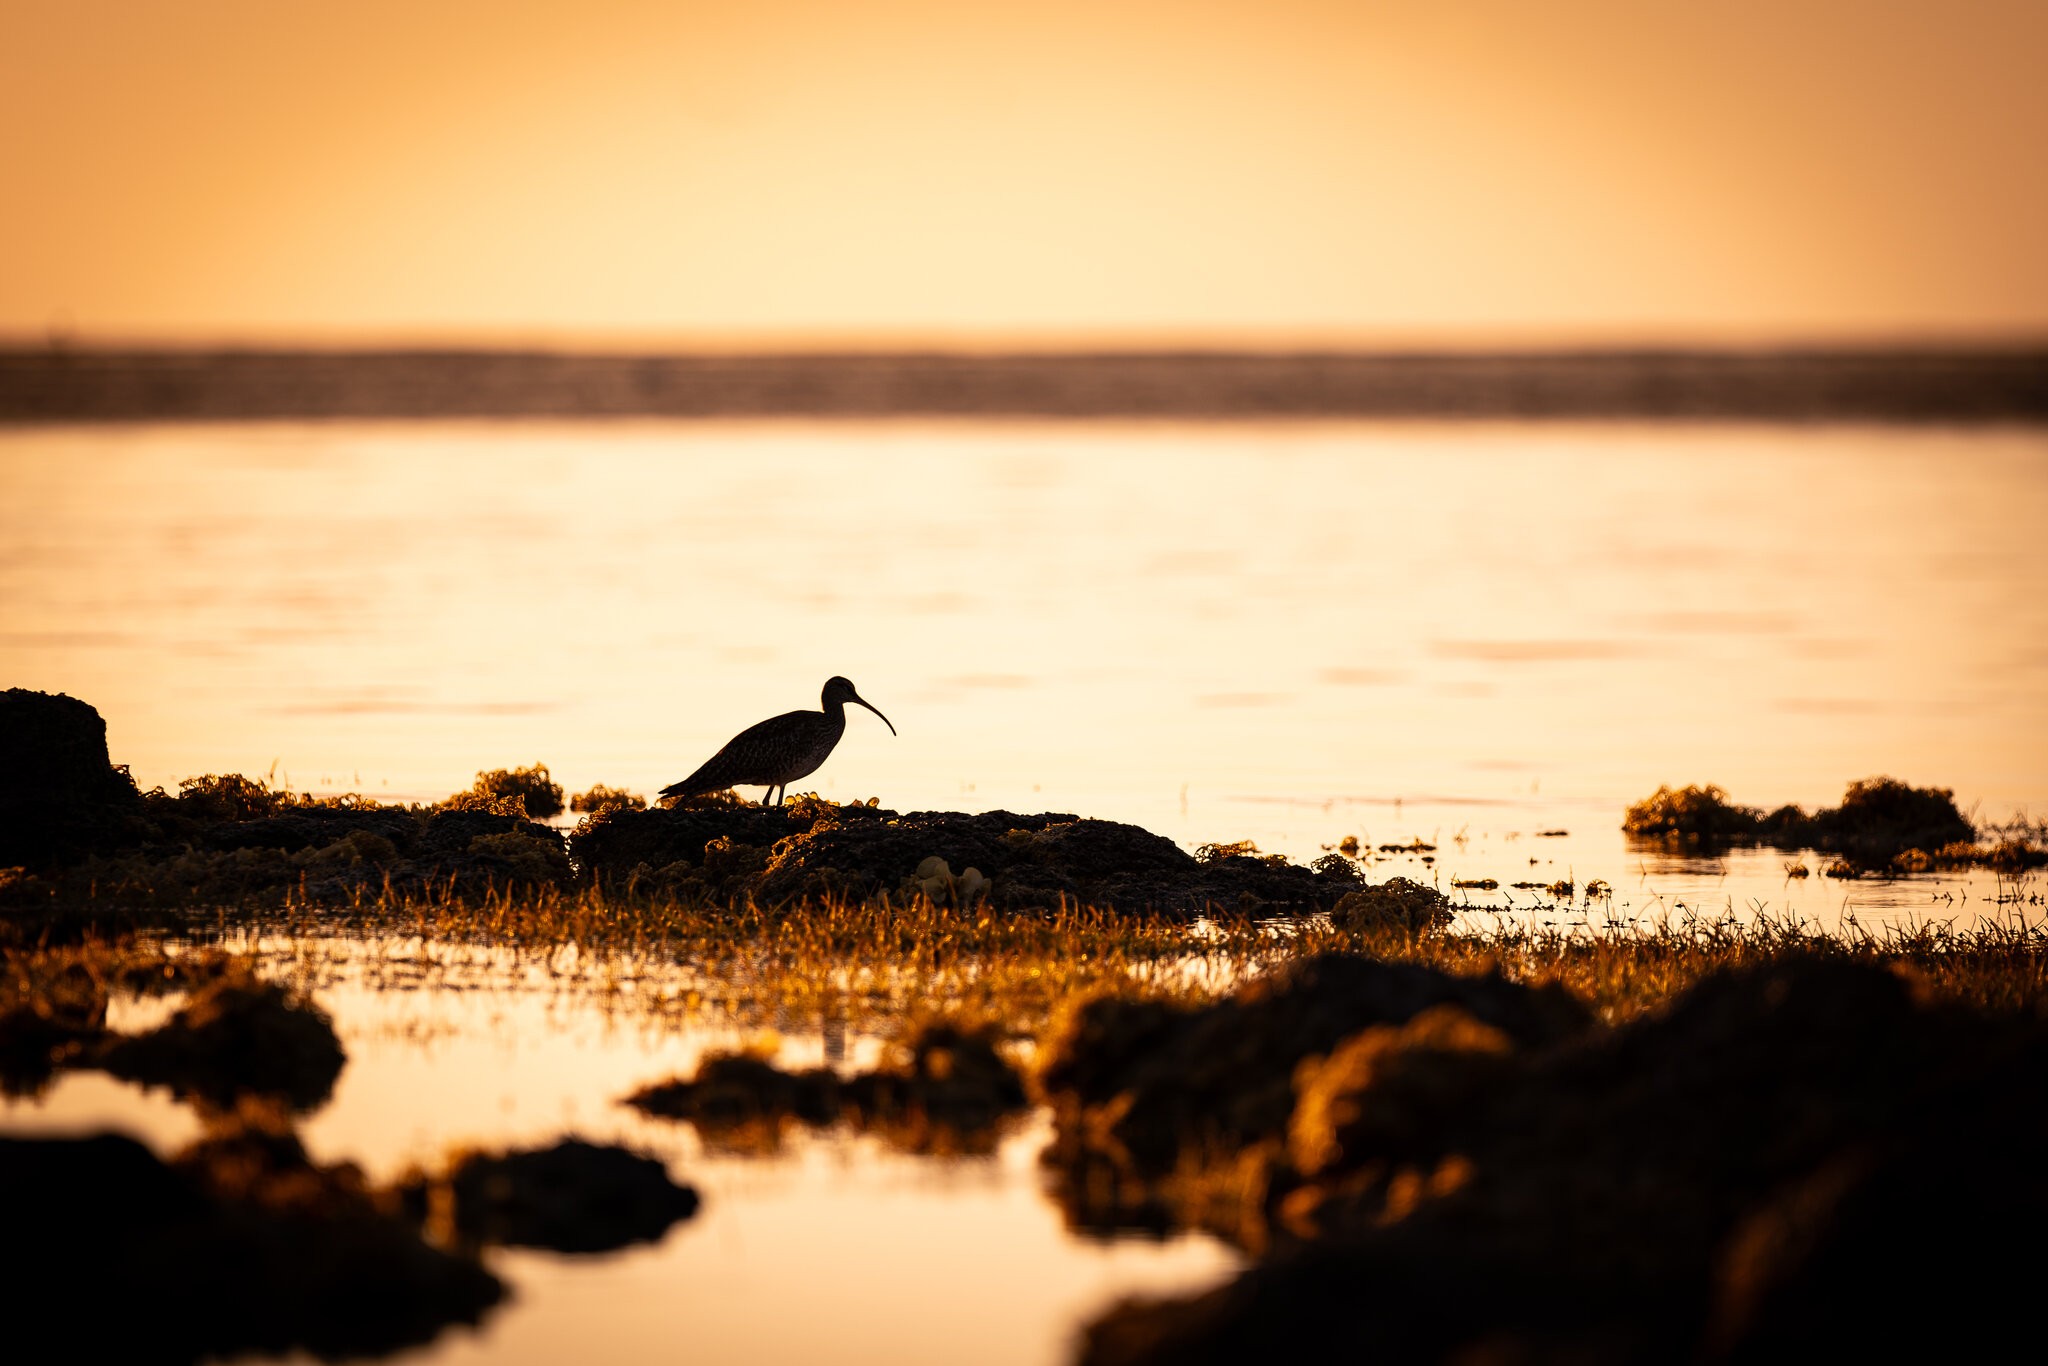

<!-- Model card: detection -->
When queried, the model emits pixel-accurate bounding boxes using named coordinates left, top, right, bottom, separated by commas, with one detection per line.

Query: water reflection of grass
left=147, top=880, right=2047, bottom=1040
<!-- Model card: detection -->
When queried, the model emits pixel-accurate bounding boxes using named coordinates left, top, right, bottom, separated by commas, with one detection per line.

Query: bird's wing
left=662, top=709, right=821, bottom=796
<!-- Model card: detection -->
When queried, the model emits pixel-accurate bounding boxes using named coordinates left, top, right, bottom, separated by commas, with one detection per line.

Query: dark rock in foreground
left=575, top=800, right=1373, bottom=917
left=393, top=1138, right=700, bottom=1254
left=1069, top=957, right=2048, bottom=1364
left=1037, top=953, right=1588, bottom=1230
left=2, top=1127, right=503, bottom=1363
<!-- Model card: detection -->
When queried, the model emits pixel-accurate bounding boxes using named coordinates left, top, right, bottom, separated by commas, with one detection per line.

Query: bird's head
left=824, top=676, right=896, bottom=735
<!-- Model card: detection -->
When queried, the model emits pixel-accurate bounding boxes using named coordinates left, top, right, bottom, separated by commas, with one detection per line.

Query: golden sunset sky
left=5, top=0, right=2045, bottom=344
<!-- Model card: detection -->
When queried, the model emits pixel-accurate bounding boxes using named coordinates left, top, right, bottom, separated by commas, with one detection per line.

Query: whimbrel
left=660, top=676, right=896, bottom=807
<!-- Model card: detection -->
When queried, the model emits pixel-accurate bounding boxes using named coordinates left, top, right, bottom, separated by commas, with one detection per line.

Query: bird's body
left=661, top=676, right=895, bottom=807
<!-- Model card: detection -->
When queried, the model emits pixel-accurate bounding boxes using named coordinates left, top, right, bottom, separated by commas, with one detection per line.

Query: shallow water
left=3, top=419, right=2046, bottom=922
left=2, top=937, right=1241, bottom=1366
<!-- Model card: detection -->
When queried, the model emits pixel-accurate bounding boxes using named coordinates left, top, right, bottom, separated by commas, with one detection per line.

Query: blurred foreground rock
left=1057, top=955, right=2048, bottom=1364
left=2, top=1124, right=503, bottom=1363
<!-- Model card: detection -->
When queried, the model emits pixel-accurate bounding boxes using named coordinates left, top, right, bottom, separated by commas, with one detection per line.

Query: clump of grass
left=172, top=869, right=2046, bottom=1044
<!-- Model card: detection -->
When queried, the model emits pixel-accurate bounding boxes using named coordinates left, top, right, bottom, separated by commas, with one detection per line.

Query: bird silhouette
left=660, top=676, right=896, bottom=807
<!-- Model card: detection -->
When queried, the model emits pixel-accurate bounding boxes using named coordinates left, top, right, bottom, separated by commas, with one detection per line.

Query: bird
left=660, top=676, right=896, bottom=807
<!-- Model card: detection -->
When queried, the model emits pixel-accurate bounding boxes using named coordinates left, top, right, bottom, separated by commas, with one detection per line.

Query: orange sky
left=4, top=0, right=2046, bottom=345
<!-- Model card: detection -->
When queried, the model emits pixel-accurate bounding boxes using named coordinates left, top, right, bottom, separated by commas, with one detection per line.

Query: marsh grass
left=70, top=874, right=2035, bottom=1048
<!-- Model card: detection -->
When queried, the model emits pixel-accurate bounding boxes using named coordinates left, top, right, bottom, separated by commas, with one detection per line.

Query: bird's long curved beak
left=853, top=694, right=897, bottom=735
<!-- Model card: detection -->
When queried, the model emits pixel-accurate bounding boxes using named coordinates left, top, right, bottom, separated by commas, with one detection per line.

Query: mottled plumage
left=661, top=676, right=895, bottom=807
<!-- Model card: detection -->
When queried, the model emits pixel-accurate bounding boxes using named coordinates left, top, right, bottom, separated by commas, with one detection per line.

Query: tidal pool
left=1, top=935, right=1242, bottom=1366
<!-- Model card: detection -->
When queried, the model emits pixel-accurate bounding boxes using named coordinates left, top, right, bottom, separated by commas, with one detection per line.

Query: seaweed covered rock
left=1623, top=776, right=1983, bottom=867
left=443, top=763, right=565, bottom=819
left=577, top=799, right=1365, bottom=916
left=206, top=806, right=419, bottom=855
left=401, top=808, right=571, bottom=889
left=1039, top=954, right=1588, bottom=1178
left=1795, top=776, right=1976, bottom=864
left=1286, top=1003, right=1514, bottom=1178
left=1078, top=958, right=2048, bottom=1365
left=572, top=800, right=815, bottom=878
left=3, top=1127, right=503, bottom=1363
left=1327, top=877, right=1452, bottom=933
left=1622, top=783, right=1766, bottom=844
left=0, top=688, right=149, bottom=868
left=93, top=975, right=346, bottom=1111
left=393, top=1138, right=700, bottom=1254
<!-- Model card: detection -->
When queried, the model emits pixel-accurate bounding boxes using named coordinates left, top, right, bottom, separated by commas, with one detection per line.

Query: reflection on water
left=1, top=938, right=1241, bottom=1366
left=2, top=420, right=2044, bottom=922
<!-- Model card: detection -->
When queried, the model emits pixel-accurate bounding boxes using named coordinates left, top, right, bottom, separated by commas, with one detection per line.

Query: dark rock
left=206, top=807, right=418, bottom=854
left=1077, top=958, right=2048, bottom=1365
left=1327, top=877, right=1452, bottom=933
left=395, top=1138, right=700, bottom=1254
left=1, top=1127, right=503, bottom=1363
left=1039, top=954, right=1589, bottom=1176
left=1624, top=776, right=1980, bottom=865
left=1796, top=776, right=1976, bottom=863
left=418, top=807, right=562, bottom=857
left=0, top=688, right=150, bottom=868
left=93, top=975, right=346, bottom=1110
left=571, top=801, right=815, bottom=880
left=576, top=799, right=1362, bottom=916
left=407, top=808, right=571, bottom=889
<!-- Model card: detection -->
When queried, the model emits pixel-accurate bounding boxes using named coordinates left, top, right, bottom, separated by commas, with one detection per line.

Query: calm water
left=4, top=420, right=2046, bottom=1362
left=3, top=418, right=2044, bottom=922
left=1, top=937, right=1239, bottom=1366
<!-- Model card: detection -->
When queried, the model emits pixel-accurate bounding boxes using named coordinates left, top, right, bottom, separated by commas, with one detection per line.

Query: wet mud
left=1062, top=956, right=2048, bottom=1364
left=0, top=938, right=717, bottom=1359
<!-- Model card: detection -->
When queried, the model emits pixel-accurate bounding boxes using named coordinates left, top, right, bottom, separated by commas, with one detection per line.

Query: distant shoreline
left=3, top=346, right=2044, bottom=423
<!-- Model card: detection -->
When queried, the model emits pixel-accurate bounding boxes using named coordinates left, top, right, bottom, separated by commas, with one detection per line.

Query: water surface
left=3, top=419, right=2044, bottom=921
left=3, top=937, right=1240, bottom=1366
